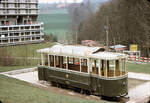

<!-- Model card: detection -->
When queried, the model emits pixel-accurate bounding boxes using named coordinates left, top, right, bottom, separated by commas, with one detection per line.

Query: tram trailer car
left=37, top=45, right=128, bottom=97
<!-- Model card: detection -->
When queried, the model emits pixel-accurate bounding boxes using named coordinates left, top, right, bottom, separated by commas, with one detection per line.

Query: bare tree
left=78, top=0, right=150, bottom=57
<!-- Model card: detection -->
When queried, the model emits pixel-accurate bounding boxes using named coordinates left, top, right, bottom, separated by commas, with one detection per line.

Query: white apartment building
left=0, top=0, right=44, bottom=46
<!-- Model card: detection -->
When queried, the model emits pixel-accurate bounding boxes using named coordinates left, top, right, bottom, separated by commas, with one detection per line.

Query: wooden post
left=49, top=55, right=51, bottom=66
left=125, top=58, right=127, bottom=73
left=66, top=57, right=69, bottom=70
left=94, top=60, right=97, bottom=74
left=120, top=59, right=122, bottom=76
left=60, top=56, right=63, bottom=68
left=107, top=60, right=109, bottom=76
left=114, top=60, right=116, bottom=77
left=101, top=60, right=104, bottom=76
left=48, top=54, right=50, bottom=66
left=105, top=60, right=107, bottom=77
left=80, top=58, right=82, bottom=72
left=54, top=55, right=56, bottom=67
left=115, top=60, right=119, bottom=76
left=98, top=59, right=101, bottom=76
left=87, top=59, right=90, bottom=74
left=123, top=58, right=125, bottom=75
left=52, top=55, right=54, bottom=66
left=85, top=59, right=87, bottom=66
left=89, top=59, right=93, bottom=73
left=55, top=56, right=58, bottom=67
left=58, top=56, right=61, bottom=68
left=41, top=53, right=44, bottom=66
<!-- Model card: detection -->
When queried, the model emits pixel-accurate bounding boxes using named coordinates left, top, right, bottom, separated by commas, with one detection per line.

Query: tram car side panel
left=38, top=67, right=45, bottom=80
left=89, top=76, right=102, bottom=96
left=99, top=77, right=128, bottom=97
left=38, top=67, right=128, bottom=97
left=38, top=66, right=91, bottom=90
left=89, top=75, right=128, bottom=97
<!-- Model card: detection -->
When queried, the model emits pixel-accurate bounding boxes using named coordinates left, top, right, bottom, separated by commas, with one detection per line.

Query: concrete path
left=0, top=70, right=47, bottom=87
left=127, top=82, right=150, bottom=103
left=9, top=71, right=39, bottom=85
left=128, top=72, right=150, bottom=81
left=127, top=72, right=150, bottom=103
left=0, top=67, right=37, bottom=75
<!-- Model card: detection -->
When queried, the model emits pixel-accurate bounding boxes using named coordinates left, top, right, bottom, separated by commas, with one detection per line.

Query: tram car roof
left=37, top=44, right=127, bottom=60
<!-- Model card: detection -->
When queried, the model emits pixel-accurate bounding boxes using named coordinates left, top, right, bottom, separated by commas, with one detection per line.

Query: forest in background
left=69, top=0, right=150, bottom=57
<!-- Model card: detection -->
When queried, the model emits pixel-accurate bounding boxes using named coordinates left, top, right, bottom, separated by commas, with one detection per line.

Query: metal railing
left=0, top=22, right=43, bottom=28
left=128, top=56, right=150, bottom=63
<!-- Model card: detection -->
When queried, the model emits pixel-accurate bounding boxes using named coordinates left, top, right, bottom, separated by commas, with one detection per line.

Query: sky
left=39, top=0, right=83, bottom=3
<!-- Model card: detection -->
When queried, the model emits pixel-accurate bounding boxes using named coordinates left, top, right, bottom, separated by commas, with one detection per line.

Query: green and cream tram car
left=37, top=45, right=128, bottom=97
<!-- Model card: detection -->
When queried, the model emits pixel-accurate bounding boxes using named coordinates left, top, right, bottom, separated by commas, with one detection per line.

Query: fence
left=128, top=56, right=150, bottom=63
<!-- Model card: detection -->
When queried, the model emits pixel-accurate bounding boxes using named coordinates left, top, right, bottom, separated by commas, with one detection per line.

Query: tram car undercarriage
left=37, top=45, right=128, bottom=97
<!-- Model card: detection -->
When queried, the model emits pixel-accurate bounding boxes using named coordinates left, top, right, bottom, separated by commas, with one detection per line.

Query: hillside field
left=38, top=13, right=71, bottom=39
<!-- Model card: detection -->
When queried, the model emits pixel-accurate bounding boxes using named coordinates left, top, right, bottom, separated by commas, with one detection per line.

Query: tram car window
left=37, top=45, right=128, bottom=97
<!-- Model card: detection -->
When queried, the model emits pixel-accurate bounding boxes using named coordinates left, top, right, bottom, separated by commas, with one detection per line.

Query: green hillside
left=38, top=10, right=71, bottom=39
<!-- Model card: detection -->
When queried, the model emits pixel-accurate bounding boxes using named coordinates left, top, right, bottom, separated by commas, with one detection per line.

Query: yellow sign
left=130, top=44, right=138, bottom=51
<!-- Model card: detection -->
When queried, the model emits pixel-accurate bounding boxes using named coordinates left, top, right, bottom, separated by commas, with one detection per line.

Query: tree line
left=69, top=0, right=150, bottom=57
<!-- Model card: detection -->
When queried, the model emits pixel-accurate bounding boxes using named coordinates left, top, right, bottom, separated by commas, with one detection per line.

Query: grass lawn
left=127, top=62, right=150, bottom=74
left=0, top=75, right=116, bottom=103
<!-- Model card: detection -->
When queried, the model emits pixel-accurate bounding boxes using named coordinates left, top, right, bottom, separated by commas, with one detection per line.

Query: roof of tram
left=37, top=44, right=128, bottom=60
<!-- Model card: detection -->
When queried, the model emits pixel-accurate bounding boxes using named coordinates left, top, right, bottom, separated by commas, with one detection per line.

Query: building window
left=6, top=21, right=9, bottom=25
left=1, top=21, right=5, bottom=25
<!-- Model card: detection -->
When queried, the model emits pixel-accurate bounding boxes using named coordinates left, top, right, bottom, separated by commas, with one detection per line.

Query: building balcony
left=0, top=22, right=43, bottom=28
left=0, top=12, right=38, bottom=15
left=0, top=34, right=44, bottom=45
left=0, top=0, right=38, bottom=4
left=0, top=7, right=38, bottom=10
left=0, top=23, right=44, bottom=35
left=0, top=33, right=44, bottom=37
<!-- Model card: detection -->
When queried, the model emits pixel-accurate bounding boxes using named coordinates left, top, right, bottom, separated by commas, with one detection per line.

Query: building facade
left=0, top=0, right=44, bottom=46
